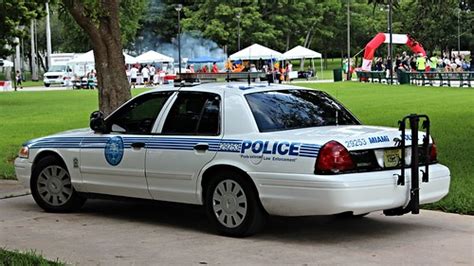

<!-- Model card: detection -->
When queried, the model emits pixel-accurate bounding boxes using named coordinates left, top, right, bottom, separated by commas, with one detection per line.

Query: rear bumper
left=251, top=164, right=450, bottom=216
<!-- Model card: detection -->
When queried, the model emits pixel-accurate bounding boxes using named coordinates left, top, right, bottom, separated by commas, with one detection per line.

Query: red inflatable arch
left=361, top=32, right=426, bottom=71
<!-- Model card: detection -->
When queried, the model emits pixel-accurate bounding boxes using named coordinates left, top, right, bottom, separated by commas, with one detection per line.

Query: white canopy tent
left=135, top=50, right=174, bottom=63
left=283, top=45, right=323, bottom=79
left=68, top=50, right=137, bottom=64
left=0, top=59, right=14, bottom=67
left=229, top=43, right=283, bottom=60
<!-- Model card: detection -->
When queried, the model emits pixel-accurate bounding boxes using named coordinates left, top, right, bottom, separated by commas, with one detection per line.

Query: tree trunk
left=63, top=0, right=131, bottom=116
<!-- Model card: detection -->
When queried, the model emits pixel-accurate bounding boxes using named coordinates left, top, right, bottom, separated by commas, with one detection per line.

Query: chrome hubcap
left=212, top=180, right=247, bottom=228
left=37, top=166, right=72, bottom=206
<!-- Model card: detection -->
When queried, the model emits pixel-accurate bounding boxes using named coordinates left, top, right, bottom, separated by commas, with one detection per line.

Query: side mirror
left=89, top=111, right=107, bottom=133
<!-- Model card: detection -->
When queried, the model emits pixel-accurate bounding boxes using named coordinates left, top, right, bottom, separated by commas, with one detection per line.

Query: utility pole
left=45, top=1, right=52, bottom=69
left=237, top=10, right=241, bottom=51
left=388, top=0, right=393, bottom=85
left=14, top=37, right=20, bottom=91
left=347, top=0, right=351, bottom=81
left=457, top=8, right=461, bottom=55
left=31, top=20, right=38, bottom=81
left=175, top=4, right=182, bottom=77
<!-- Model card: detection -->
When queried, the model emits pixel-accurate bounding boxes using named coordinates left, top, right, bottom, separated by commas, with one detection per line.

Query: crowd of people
left=127, top=63, right=162, bottom=88
left=370, top=52, right=472, bottom=74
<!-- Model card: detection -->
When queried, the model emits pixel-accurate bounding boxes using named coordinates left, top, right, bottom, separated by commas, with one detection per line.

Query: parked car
left=15, top=83, right=450, bottom=236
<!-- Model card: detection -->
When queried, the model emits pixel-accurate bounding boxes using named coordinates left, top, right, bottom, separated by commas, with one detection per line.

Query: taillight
left=315, top=141, right=355, bottom=174
left=430, top=140, right=437, bottom=162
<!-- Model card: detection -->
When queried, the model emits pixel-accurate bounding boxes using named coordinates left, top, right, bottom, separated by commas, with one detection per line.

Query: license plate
left=384, top=149, right=401, bottom=168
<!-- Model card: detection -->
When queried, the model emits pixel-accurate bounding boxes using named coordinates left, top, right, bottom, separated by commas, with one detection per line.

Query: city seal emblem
left=104, top=136, right=124, bottom=166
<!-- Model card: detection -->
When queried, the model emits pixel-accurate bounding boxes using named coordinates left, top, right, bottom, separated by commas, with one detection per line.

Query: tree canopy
left=0, top=0, right=47, bottom=58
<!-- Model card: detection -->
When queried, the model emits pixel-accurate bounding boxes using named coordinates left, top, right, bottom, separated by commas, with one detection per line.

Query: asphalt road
left=0, top=195, right=472, bottom=265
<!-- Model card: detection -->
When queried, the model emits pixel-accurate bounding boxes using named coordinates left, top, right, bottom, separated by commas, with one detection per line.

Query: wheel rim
left=212, top=179, right=247, bottom=228
left=37, top=165, right=73, bottom=206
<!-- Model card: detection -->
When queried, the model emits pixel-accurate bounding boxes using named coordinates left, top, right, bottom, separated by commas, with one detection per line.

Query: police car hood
left=267, top=125, right=429, bottom=150
left=52, top=128, right=93, bottom=137
left=24, top=128, right=93, bottom=146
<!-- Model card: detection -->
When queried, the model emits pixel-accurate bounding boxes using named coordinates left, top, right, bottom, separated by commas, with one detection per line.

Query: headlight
left=18, top=146, right=29, bottom=159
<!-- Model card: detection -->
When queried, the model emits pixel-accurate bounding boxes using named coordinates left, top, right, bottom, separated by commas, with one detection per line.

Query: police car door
left=146, top=91, right=222, bottom=203
left=80, top=92, right=173, bottom=198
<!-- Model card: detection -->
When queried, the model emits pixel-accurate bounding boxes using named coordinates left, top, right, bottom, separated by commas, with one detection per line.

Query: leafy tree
left=62, top=0, right=145, bottom=115
left=0, top=1, right=47, bottom=58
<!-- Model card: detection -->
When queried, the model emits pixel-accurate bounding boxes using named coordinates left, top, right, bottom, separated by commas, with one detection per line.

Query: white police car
left=14, top=83, right=450, bottom=236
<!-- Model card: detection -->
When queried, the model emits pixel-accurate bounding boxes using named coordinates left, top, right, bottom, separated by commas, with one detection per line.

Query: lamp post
left=346, top=0, right=350, bottom=81
left=236, top=10, right=241, bottom=51
left=457, top=8, right=461, bottom=55
left=175, top=4, right=183, bottom=77
left=388, top=0, right=393, bottom=85
left=45, top=0, right=52, bottom=69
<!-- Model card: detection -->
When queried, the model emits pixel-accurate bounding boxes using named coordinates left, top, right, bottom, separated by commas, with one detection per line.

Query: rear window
left=245, top=90, right=359, bottom=132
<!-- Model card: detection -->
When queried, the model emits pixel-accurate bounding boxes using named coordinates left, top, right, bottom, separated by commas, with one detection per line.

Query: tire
left=44, top=83, right=50, bottom=87
left=31, top=155, right=86, bottom=212
left=204, top=171, right=266, bottom=237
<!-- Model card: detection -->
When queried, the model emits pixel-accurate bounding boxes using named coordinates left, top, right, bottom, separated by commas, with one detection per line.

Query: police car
left=14, top=83, right=450, bottom=236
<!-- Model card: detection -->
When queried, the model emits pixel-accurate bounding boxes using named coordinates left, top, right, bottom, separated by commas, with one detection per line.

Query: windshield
left=245, top=89, right=360, bottom=132
left=48, top=65, right=66, bottom=72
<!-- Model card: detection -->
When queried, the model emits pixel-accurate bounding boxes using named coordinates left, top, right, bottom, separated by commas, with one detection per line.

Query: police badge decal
left=104, top=136, right=124, bottom=166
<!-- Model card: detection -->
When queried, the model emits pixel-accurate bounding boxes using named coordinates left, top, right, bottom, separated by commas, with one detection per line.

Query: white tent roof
left=283, top=45, right=322, bottom=59
left=229, top=43, right=283, bottom=60
left=68, top=50, right=137, bottom=64
left=135, top=50, right=174, bottom=63
left=0, top=59, right=14, bottom=67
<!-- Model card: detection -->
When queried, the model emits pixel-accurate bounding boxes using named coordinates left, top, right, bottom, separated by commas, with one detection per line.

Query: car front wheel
left=31, top=155, right=85, bottom=212
left=205, top=171, right=266, bottom=237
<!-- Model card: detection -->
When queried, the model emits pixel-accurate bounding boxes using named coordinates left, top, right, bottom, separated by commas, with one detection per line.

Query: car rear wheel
left=205, top=171, right=266, bottom=237
left=31, top=155, right=85, bottom=212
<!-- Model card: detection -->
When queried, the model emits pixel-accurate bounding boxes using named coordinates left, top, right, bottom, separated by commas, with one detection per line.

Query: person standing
left=416, top=53, right=426, bottom=72
left=212, top=62, right=218, bottom=73
left=430, top=53, right=438, bottom=72
left=15, top=70, right=23, bottom=89
left=149, top=64, right=156, bottom=85
left=130, top=65, right=138, bottom=88
left=141, top=65, right=150, bottom=86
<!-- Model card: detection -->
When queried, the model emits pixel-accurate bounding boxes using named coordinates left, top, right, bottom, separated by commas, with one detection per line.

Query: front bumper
left=43, top=78, right=64, bottom=85
left=14, top=157, right=32, bottom=187
left=251, top=164, right=450, bottom=216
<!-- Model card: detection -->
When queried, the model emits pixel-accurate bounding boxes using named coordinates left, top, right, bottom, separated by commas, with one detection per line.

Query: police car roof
left=142, top=82, right=316, bottom=96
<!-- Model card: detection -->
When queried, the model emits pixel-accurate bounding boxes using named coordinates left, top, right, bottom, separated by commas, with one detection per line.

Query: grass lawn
left=22, top=80, right=44, bottom=87
left=0, top=83, right=472, bottom=214
left=0, top=248, right=64, bottom=265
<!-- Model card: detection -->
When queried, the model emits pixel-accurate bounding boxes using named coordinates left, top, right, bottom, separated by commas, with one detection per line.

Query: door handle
left=194, top=144, right=209, bottom=151
left=131, top=142, right=146, bottom=149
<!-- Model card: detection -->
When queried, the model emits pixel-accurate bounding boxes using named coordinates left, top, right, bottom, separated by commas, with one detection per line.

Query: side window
left=106, top=92, right=173, bottom=134
left=162, top=92, right=220, bottom=135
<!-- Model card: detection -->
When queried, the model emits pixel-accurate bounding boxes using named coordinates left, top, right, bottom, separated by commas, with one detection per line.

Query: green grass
left=0, top=83, right=472, bottom=214
left=0, top=248, right=65, bottom=266
left=0, top=89, right=147, bottom=180
left=21, top=80, right=43, bottom=87
left=298, top=82, right=474, bottom=214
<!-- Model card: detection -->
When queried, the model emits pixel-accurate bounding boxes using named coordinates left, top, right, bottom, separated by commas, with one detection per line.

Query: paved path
left=1, top=195, right=472, bottom=265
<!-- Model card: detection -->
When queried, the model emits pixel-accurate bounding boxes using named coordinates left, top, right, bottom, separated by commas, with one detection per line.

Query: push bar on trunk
left=384, top=114, right=430, bottom=216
